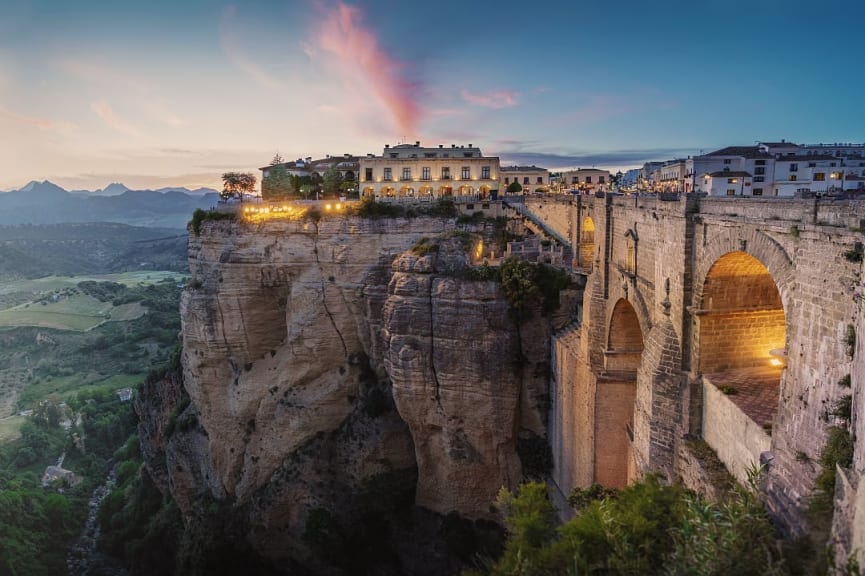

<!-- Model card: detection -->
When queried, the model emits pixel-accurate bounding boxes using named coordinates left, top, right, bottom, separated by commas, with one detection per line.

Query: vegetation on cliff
left=189, top=208, right=235, bottom=236
left=470, top=477, right=790, bottom=576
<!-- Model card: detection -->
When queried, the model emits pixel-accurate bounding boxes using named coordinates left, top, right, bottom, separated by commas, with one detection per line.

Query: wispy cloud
left=58, top=58, right=186, bottom=127
left=90, top=99, right=139, bottom=136
left=315, top=1, right=421, bottom=136
left=0, top=104, right=76, bottom=133
left=218, top=7, right=290, bottom=93
left=461, top=89, right=519, bottom=109
left=559, top=94, right=632, bottom=125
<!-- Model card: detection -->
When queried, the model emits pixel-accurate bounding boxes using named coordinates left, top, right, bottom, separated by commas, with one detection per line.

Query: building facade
left=501, top=165, right=549, bottom=194
left=357, top=142, right=500, bottom=199
left=562, top=168, right=612, bottom=193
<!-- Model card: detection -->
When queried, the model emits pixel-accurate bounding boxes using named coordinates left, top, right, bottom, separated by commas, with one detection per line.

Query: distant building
left=116, top=388, right=133, bottom=402
left=358, top=142, right=500, bottom=199
left=621, top=168, right=640, bottom=190
left=561, top=168, right=612, bottom=193
left=259, top=154, right=360, bottom=196
left=500, top=165, right=549, bottom=194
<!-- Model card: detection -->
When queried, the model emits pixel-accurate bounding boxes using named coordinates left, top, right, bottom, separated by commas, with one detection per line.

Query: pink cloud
left=0, top=104, right=76, bottom=133
left=461, top=89, right=519, bottom=109
left=90, top=99, right=139, bottom=136
left=315, top=1, right=421, bottom=136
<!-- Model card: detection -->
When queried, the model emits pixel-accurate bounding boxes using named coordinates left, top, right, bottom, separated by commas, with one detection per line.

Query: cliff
left=139, top=213, right=565, bottom=573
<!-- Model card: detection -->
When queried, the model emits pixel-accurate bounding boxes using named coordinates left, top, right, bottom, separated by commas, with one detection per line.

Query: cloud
left=493, top=148, right=701, bottom=170
left=219, top=7, right=290, bottom=93
left=559, top=94, right=632, bottom=125
left=315, top=1, right=421, bottom=136
left=90, top=99, right=139, bottom=136
left=57, top=58, right=186, bottom=127
left=461, top=89, right=519, bottom=109
left=0, top=104, right=76, bottom=133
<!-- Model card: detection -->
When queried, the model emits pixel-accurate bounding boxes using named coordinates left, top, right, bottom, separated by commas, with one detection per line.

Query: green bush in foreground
left=470, top=476, right=788, bottom=576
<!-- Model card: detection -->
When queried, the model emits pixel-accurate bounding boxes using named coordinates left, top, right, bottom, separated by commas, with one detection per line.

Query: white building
left=501, top=165, right=549, bottom=194
left=358, top=142, right=500, bottom=199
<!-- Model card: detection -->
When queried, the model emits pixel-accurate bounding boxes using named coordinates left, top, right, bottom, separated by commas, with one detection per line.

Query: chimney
left=439, top=144, right=443, bottom=148
left=469, top=143, right=473, bottom=148
left=415, top=141, right=420, bottom=147
left=385, top=144, right=390, bottom=148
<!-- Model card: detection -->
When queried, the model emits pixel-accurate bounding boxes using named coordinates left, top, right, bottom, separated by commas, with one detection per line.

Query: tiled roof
left=702, top=146, right=772, bottom=159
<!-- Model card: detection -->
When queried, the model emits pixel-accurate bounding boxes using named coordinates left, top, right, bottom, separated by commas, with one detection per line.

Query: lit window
left=814, top=173, right=825, bottom=181
left=753, top=188, right=763, bottom=196
left=789, top=175, right=797, bottom=181
left=727, top=189, right=736, bottom=196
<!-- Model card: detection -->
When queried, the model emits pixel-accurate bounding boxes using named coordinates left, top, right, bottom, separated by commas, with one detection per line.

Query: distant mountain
left=0, top=180, right=218, bottom=228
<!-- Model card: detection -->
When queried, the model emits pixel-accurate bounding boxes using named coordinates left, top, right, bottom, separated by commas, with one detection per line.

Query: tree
left=506, top=180, right=523, bottom=194
left=262, top=164, right=293, bottom=200
left=221, top=172, right=257, bottom=202
left=322, top=167, right=344, bottom=197
left=299, top=184, right=313, bottom=200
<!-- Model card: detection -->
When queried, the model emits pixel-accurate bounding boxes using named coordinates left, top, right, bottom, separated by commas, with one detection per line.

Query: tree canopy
left=506, top=180, right=523, bottom=193
left=220, top=172, right=256, bottom=201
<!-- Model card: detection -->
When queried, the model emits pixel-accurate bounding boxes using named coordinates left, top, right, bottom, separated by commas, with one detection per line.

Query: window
left=586, top=176, right=592, bottom=184
left=754, top=176, right=764, bottom=182
left=402, top=167, right=411, bottom=181
left=389, top=153, right=398, bottom=159
left=537, top=177, right=543, bottom=184
left=461, top=166, right=471, bottom=179
left=814, top=172, right=826, bottom=181
left=463, top=153, right=473, bottom=158
left=441, top=167, right=451, bottom=180
left=599, top=176, right=606, bottom=183
left=753, top=188, right=763, bottom=196
left=755, top=167, right=765, bottom=175
left=523, top=177, right=529, bottom=185
left=755, top=160, right=766, bottom=166
left=727, top=189, right=736, bottom=196
left=364, top=168, right=373, bottom=181
left=422, top=167, right=431, bottom=180
left=831, top=162, right=837, bottom=167
left=789, top=174, right=797, bottom=181
left=572, top=177, right=578, bottom=184
left=505, top=177, right=510, bottom=184
left=383, top=167, right=392, bottom=180
left=790, top=163, right=798, bottom=172
left=424, top=153, right=437, bottom=158
left=723, top=159, right=732, bottom=164
left=727, top=178, right=737, bottom=184
left=481, top=166, right=490, bottom=179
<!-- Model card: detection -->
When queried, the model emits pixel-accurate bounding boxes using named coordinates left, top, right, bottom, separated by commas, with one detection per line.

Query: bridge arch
left=595, top=298, right=643, bottom=488
left=694, top=250, right=787, bottom=482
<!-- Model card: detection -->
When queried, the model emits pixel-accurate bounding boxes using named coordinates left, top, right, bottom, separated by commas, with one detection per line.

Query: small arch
left=419, top=185, right=434, bottom=197
left=398, top=185, right=414, bottom=197
left=594, top=298, right=643, bottom=488
left=362, top=186, right=375, bottom=198
left=579, top=216, right=596, bottom=269
left=439, top=185, right=453, bottom=197
left=382, top=186, right=395, bottom=197
left=458, top=184, right=474, bottom=196
left=479, top=184, right=491, bottom=198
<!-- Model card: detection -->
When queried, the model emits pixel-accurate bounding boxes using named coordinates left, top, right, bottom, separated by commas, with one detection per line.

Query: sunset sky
left=1, top=0, right=863, bottom=191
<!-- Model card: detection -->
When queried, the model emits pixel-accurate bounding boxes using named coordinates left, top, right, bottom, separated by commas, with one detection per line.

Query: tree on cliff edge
left=221, top=172, right=257, bottom=202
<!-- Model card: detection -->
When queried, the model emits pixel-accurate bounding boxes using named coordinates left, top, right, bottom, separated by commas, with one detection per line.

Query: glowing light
left=336, top=203, right=342, bottom=209
left=769, top=358, right=783, bottom=367
left=325, top=203, right=332, bottom=210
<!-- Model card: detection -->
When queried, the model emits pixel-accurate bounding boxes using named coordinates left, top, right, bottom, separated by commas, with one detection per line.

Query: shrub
left=189, top=208, right=235, bottom=236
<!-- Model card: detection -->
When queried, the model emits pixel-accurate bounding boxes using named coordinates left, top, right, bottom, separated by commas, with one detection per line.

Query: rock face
left=147, top=214, right=561, bottom=570
left=382, top=240, right=549, bottom=517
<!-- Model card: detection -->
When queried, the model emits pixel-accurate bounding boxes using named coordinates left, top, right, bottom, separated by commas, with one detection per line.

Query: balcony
left=441, top=175, right=452, bottom=181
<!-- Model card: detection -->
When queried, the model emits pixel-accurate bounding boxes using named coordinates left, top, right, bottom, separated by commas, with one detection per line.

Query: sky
left=0, top=0, right=863, bottom=191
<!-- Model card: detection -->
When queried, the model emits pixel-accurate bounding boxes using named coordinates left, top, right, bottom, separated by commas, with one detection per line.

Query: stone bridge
left=548, top=193, right=865, bottom=554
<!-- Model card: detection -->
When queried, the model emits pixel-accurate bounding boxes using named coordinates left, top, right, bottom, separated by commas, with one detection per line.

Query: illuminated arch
left=579, top=216, right=596, bottom=269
